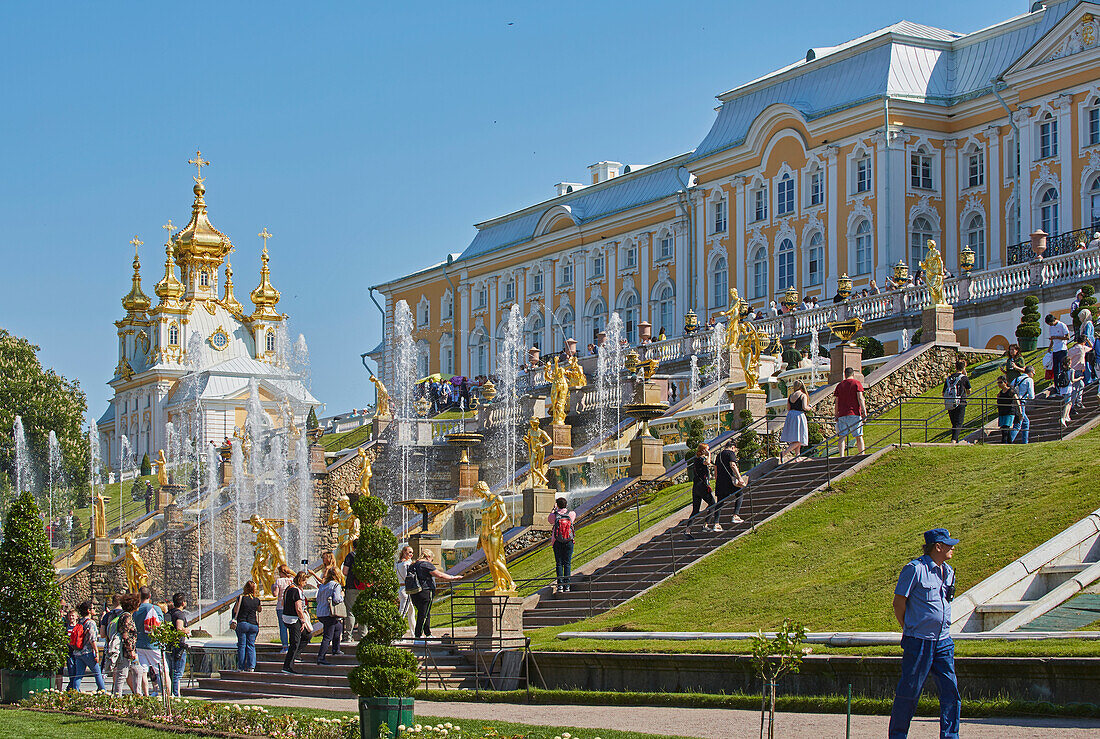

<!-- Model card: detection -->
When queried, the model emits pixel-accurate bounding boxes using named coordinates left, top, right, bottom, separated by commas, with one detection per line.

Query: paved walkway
left=224, top=696, right=1100, bottom=738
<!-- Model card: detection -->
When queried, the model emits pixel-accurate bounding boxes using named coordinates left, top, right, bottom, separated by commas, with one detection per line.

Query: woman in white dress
left=779, top=379, right=810, bottom=462
left=394, top=545, right=416, bottom=634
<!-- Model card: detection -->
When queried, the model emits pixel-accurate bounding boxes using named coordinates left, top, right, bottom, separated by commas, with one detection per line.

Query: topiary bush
left=1016, top=295, right=1042, bottom=350
left=1072, top=284, right=1096, bottom=338
left=306, top=406, right=319, bottom=431
left=735, top=410, right=762, bottom=469
left=854, top=336, right=885, bottom=359
left=347, top=494, right=418, bottom=699
left=140, top=452, right=152, bottom=476
left=0, top=491, right=66, bottom=673
left=682, top=418, right=706, bottom=462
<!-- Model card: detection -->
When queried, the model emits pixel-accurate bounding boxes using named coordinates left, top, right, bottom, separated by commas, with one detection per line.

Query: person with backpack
left=1058, top=355, right=1078, bottom=427
left=133, top=586, right=165, bottom=697
left=281, top=571, right=314, bottom=674
left=995, top=376, right=1019, bottom=444
left=63, top=609, right=77, bottom=686
left=112, top=595, right=143, bottom=695
left=688, top=443, right=721, bottom=534
left=314, top=568, right=345, bottom=665
left=943, top=360, right=972, bottom=443
left=548, top=497, right=576, bottom=593
left=165, top=593, right=189, bottom=697
left=101, top=595, right=123, bottom=679
left=714, top=446, right=749, bottom=527
left=1046, top=313, right=1071, bottom=379
left=1010, top=366, right=1036, bottom=444
left=405, top=550, right=461, bottom=640
left=67, top=600, right=106, bottom=692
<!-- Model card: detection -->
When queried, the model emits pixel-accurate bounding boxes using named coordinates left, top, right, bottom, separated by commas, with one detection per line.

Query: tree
left=306, top=406, right=319, bottom=430
left=682, top=418, right=706, bottom=462
left=0, top=329, right=89, bottom=522
left=0, top=491, right=67, bottom=673
left=854, top=335, right=885, bottom=359
left=735, top=409, right=763, bottom=469
left=751, top=619, right=808, bottom=739
left=140, top=452, right=152, bottom=476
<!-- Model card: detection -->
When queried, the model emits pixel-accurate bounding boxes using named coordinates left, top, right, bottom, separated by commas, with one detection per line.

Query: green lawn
left=59, top=474, right=159, bottom=547
left=319, top=424, right=373, bottom=453
left=527, top=429, right=1100, bottom=646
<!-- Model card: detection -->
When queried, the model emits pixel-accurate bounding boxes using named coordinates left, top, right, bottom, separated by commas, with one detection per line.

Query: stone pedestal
left=521, top=486, right=555, bottom=530
left=548, top=424, right=573, bottom=460
left=921, top=304, right=957, bottom=345
left=452, top=460, right=480, bottom=500
left=91, top=536, right=113, bottom=565
left=372, top=417, right=391, bottom=440
left=630, top=379, right=664, bottom=405
left=474, top=594, right=524, bottom=644
left=157, top=484, right=184, bottom=511
left=730, top=390, right=766, bottom=425
left=628, top=434, right=665, bottom=480
left=310, top=443, right=326, bottom=473
left=409, top=532, right=441, bottom=564
left=829, top=344, right=863, bottom=385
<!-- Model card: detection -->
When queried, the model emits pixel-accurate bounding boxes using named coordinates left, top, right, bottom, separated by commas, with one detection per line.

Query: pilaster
left=825, top=146, right=840, bottom=296
left=944, top=139, right=959, bottom=272
left=986, top=126, right=1003, bottom=267
left=1054, top=93, right=1074, bottom=231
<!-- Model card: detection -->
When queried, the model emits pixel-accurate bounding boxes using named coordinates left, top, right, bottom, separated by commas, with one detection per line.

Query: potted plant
left=1015, top=295, right=1042, bottom=351
left=348, top=494, right=418, bottom=739
left=0, top=492, right=66, bottom=702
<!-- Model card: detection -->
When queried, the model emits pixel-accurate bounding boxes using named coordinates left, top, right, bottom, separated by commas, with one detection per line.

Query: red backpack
left=552, top=511, right=574, bottom=543
left=68, top=618, right=89, bottom=650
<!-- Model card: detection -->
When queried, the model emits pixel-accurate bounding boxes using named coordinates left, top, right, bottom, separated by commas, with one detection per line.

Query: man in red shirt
left=834, top=367, right=867, bottom=456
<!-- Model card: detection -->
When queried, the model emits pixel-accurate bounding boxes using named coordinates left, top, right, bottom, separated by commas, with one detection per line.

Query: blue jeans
left=165, top=651, right=186, bottom=696
left=1011, top=402, right=1030, bottom=444
left=889, top=636, right=961, bottom=739
left=553, top=540, right=574, bottom=591
left=235, top=622, right=259, bottom=671
left=276, top=608, right=288, bottom=649
left=67, top=652, right=106, bottom=692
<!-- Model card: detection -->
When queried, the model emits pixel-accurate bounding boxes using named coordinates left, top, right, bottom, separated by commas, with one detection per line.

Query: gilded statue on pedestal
left=371, top=375, right=392, bottom=419
left=475, top=481, right=516, bottom=594
left=247, top=514, right=289, bottom=597
left=357, top=446, right=373, bottom=496
left=544, top=356, right=587, bottom=426
left=522, top=416, right=553, bottom=488
left=232, top=426, right=252, bottom=464
left=920, top=239, right=948, bottom=307
left=564, top=355, right=587, bottom=388
left=155, top=449, right=168, bottom=488
left=737, top=322, right=769, bottom=393
left=92, top=489, right=108, bottom=539
left=122, top=532, right=148, bottom=593
left=327, top=494, right=357, bottom=585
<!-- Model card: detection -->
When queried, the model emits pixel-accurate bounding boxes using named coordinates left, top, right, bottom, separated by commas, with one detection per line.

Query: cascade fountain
left=12, top=416, right=32, bottom=497
left=689, top=355, right=700, bottom=405
left=391, top=300, right=417, bottom=525
left=203, top=442, right=220, bottom=605
left=117, top=435, right=133, bottom=529
left=291, top=333, right=312, bottom=391
left=596, top=313, right=625, bottom=442
left=231, top=437, right=245, bottom=589
left=810, top=328, right=821, bottom=389
left=47, top=430, right=64, bottom=529
left=295, top=432, right=311, bottom=567
left=709, top=321, right=726, bottom=386
left=495, top=305, right=525, bottom=514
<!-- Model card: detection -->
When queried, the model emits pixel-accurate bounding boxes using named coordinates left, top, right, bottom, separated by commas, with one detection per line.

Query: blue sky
left=0, top=0, right=1016, bottom=422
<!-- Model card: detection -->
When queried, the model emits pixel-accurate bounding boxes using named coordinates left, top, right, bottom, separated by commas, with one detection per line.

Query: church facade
left=372, top=0, right=1100, bottom=381
left=98, top=156, right=319, bottom=470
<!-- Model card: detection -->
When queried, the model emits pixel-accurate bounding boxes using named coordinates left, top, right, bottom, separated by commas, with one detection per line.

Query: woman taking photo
left=231, top=581, right=262, bottom=672
left=282, top=571, right=313, bottom=673
left=779, top=380, right=809, bottom=463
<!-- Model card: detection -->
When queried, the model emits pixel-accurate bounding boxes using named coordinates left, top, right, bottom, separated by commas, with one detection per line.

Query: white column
left=458, top=284, right=469, bottom=377
left=875, top=132, right=889, bottom=281
left=825, top=145, right=840, bottom=295
left=487, top=277, right=499, bottom=372
left=674, top=222, right=688, bottom=322
left=986, top=126, right=1003, bottom=267
left=1016, top=108, right=1034, bottom=237
left=944, top=139, right=959, bottom=272
left=886, top=131, right=907, bottom=279
left=734, top=176, right=747, bottom=298
left=608, top=242, right=618, bottom=318
left=1055, top=93, right=1074, bottom=231
left=693, top=194, right=705, bottom=313
left=639, top=235, right=651, bottom=324
left=542, top=259, right=553, bottom=351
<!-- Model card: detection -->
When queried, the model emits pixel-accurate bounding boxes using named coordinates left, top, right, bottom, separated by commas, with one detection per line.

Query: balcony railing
left=1007, top=226, right=1095, bottom=264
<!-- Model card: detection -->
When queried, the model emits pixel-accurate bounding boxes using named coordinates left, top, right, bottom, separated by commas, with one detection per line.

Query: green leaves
left=750, top=619, right=808, bottom=683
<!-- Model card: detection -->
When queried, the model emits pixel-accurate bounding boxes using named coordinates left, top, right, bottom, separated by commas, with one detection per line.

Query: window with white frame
left=532, top=271, right=543, bottom=295
left=591, top=253, right=605, bottom=278
left=910, top=148, right=933, bottom=190
left=753, top=185, right=768, bottom=221
left=625, top=244, right=637, bottom=268
left=808, top=169, right=824, bottom=206
left=470, top=331, right=488, bottom=376
left=266, top=330, right=276, bottom=353
left=503, top=279, right=515, bottom=302
left=909, top=217, right=933, bottom=271
left=560, top=260, right=573, bottom=286
left=1088, top=100, right=1100, bottom=146
left=417, top=344, right=430, bottom=378
left=777, top=239, right=795, bottom=290
left=560, top=308, right=575, bottom=346
left=806, top=233, right=823, bottom=286
left=527, top=315, right=544, bottom=351
left=659, top=234, right=674, bottom=260
left=654, top=286, right=674, bottom=336
left=1005, top=136, right=1020, bottom=179
left=586, top=300, right=607, bottom=343
left=199, top=270, right=210, bottom=287
left=967, top=149, right=984, bottom=189
left=1038, top=113, right=1058, bottom=159
left=776, top=174, right=795, bottom=216
left=417, top=300, right=429, bottom=327
left=1039, top=186, right=1059, bottom=235
left=1090, top=176, right=1100, bottom=229
left=856, top=156, right=872, bottom=193
left=713, top=199, right=727, bottom=233
left=168, top=324, right=179, bottom=346
left=966, top=214, right=986, bottom=271
left=477, top=286, right=487, bottom=308
left=441, top=343, right=454, bottom=374
left=442, top=293, right=453, bottom=320
left=855, top=220, right=873, bottom=275
left=620, top=294, right=639, bottom=344
left=712, top=256, right=728, bottom=308
left=751, top=246, right=768, bottom=299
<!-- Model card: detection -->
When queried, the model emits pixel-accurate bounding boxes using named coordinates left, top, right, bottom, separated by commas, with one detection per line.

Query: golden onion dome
left=121, top=243, right=151, bottom=316
left=249, top=229, right=281, bottom=320
left=154, top=242, right=186, bottom=304
left=222, top=259, right=245, bottom=317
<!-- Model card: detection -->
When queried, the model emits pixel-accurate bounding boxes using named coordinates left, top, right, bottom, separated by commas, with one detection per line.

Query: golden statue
left=475, top=482, right=516, bottom=595
left=564, top=355, right=587, bottom=388
left=737, top=321, right=769, bottom=393
left=357, top=447, right=373, bottom=496
left=122, top=532, right=149, bottom=593
left=283, top=398, right=301, bottom=439
left=544, top=358, right=571, bottom=426
left=714, top=288, right=744, bottom=351
left=232, top=426, right=252, bottom=464
left=92, top=490, right=109, bottom=539
left=371, top=375, right=392, bottom=419
left=638, top=355, right=660, bottom=380
left=155, top=449, right=168, bottom=488
left=522, top=417, right=553, bottom=488
left=919, top=239, right=948, bottom=307
left=247, top=514, right=289, bottom=597
left=327, top=495, right=357, bottom=586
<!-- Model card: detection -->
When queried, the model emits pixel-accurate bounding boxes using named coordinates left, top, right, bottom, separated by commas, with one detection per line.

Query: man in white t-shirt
left=1046, top=313, right=1071, bottom=378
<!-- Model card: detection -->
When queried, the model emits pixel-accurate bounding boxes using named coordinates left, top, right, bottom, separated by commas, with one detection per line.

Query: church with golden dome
left=97, top=153, right=320, bottom=469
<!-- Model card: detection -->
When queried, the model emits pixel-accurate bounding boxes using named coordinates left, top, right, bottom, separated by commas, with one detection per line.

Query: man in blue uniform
left=889, top=528, right=961, bottom=739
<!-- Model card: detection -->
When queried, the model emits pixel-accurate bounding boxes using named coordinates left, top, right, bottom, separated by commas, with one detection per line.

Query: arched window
left=417, top=343, right=430, bottom=378
left=909, top=217, right=932, bottom=271
left=619, top=293, right=639, bottom=344
left=199, top=270, right=209, bottom=287
left=585, top=300, right=607, bottom=344
left=777, top=239, right=795, bottom=290
left=1038, top=112, right=1058, bottom=159
left=526, top=314, right=545, bottom=351
left=1039, top=186, right=1059, bottom=235
left=751, top=246, right=768, bottom=299
left=966, top=214, right=986, bottom=271
left=712, top=256, right=728, bottom=308
left=168, top=324, right=180, bottom=347
left=1090, top=176, right=1100, bottom=230
left=654, top=286, right=675, bottom=337
left=855, top=220, right=873, bottom=275
left=559, top=307, right=575, bottom=352
left=806, top=233, right=824, bottom=286
left=470, top=330, right=488, bottom=377
left=266, top=330, right=276, bottom=353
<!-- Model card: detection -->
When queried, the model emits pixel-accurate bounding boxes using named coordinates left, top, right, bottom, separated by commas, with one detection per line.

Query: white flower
left=398, top=726, right=406, bottom=732
left=563, top=734, right=571, bottom=739
left=444, top=724, right=452, bottom=730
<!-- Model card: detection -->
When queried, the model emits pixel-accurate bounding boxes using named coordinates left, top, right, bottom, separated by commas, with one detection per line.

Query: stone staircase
left=523, top=453, right=869, bottom=628
left=981, top=382, right=1100, bottom=444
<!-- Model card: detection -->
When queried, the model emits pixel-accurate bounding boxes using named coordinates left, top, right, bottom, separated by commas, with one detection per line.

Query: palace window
left=753, top=185, right=768, bottom=222
left=713, top=199, right=727, bottom=233
left=809, top=170, right=824, bottom=206
left=1038, top=113, right=1058, bottom=159
left=1039, top=186, right=1059, bottom=235
left=910, top=217, right=933, bottom=272
left=967, top=151, right=984, bottom=189
left=856, top=156, right=872, bottom=193
left=199, top=270, right=210, bottom=287
left=910, top=149, right=933, bottom=190
left=659, top=234, right=674, bottom=259
left=777, top=239, right=795, bottom=290
left=1089, top=103, right=1100, bottom=146
left=470, top=331, right=488, bottom=376
left=712, top=256, right=728, bottom=308
left=418, top=300, right=430, bottom=327
left=1005, top=136, right=1021, bottom=178
left=266, top=330, right=276, bottom=353
left=619, top=293, right=639, bottom=344
left=477, top=287, right=487, bottom=309
left=654, top=286, right=675, bottom=336
left=532, top=271, right=543, bottom=295
left=168, top=324, right=179, bottom=346
left=591, top=254, right=605, bottom=279
left=527, top=314, right=544, bottom=351
left=806, top=233, right=823, bottom=287
left=625, top=245, right=637, bottom=268
left=855, top=220, right=873, bottom=276
left=503, top=279, right=515, bottom=302
left=966, top=214, right=986, bottom=271
left=751, top=246, right=768, bottom=299
left=560, top=260, right=573, bottom=286
left=440, top=344, right=454, bottom=374
left=560, top=307, right=575, bottom=345
left=1090, top=176, right=1100, bottom=230
left=443, top=293, right=453, bottom=320
left=777, top=174, right=795, bottom=216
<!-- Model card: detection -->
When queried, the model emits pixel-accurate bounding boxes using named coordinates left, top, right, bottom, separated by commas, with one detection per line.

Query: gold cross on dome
left=161, top=219, right=174, bottom=242
left=129, top=235, right=143, bottom=258
left=188, top=150, right=210, bottom=183
left=258, top=227, right=272, bottom=249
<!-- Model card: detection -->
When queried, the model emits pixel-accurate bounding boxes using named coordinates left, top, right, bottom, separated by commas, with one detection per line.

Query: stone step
left=975, top=601, right=1032, bottom=614
left=1040, top=562, right=1092, bottom=574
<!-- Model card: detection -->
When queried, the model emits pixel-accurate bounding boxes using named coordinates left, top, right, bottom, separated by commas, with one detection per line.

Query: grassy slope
left=62, top=474, right=159, bottom=544
left=319, top=424, right=373, bottom=453
left=528, top=429, right=1100, bottom=648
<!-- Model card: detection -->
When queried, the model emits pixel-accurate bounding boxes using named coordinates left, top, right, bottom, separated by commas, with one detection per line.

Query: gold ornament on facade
left=893, top=260, right=909, bottom=285
left=638, top=355, right=660, bottom=380
left=250, top=228, right=282, bottom=321
left=246, top=514, right=290, bottom=598
left=522, top=416, right=553, bottom=488
left=480, top=378, right=498, bottom=403
left=121, top=236, right=152, bottom=316
left=208, top=325, right=231, bottom=351
left=624, top=349, right=640, bottom=376
left=781, top=286, right=800, bottom=312
left=221, top=257, right=245, bottom=318
left=123, top=532, right=149, bottom=593
left=475, top=481, right=517, bottom=595
left=174, top=152, right=234, bottom=273
left=959, top=244, right=976, bottom=274
left=919, top=240, right=948, bottom=307
left=683, top=308, right=699, bottom=334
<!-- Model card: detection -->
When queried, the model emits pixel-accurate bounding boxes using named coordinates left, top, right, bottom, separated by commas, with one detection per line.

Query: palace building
left=97, top=155, right=319, bottom=469
left=371, top=0, right=1100, bottom=382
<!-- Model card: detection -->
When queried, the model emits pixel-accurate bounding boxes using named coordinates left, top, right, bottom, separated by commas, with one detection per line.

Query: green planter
left=359, top=696, right=414, bottom=739
left=1017, top=336, right=1039, bottom=351
left=0, top=669, right=55, bottom=704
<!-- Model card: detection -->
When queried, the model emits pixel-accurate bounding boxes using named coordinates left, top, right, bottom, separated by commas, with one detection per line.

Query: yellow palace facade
left=373, top=0, right=1100, bottom=380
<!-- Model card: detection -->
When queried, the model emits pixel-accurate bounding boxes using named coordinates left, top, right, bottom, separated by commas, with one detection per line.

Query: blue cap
left=924, top=528, right=959, bottom=546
